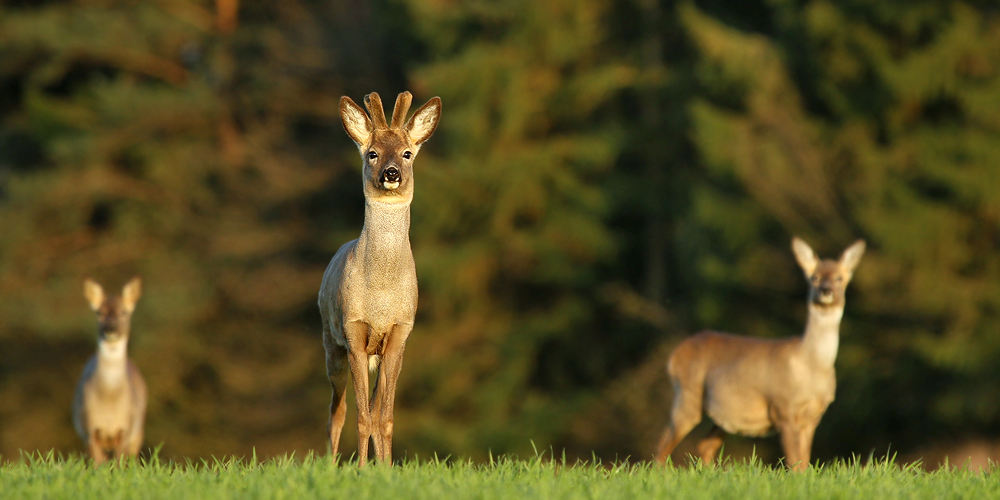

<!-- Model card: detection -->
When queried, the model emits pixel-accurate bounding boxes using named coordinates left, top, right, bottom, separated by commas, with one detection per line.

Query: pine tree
left=0, top=0, right=367, bottom=459
left=396, top=0, right=636, bottom=457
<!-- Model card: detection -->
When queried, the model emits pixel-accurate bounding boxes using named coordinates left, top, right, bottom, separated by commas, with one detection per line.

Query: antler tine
left=364, top=92, right=389, bottom=129
left=390, top=91, right=413, bottom=129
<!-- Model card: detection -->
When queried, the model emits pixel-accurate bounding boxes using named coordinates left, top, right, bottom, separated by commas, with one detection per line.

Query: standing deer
left=319, top=91, right=441, bottom=466
left=655, top=238, right=866, bottom=471
left=73, top=277, right=147, bottom=465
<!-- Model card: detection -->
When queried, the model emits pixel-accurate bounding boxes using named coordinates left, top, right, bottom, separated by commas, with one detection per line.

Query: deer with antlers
left=319, top=91, right=441, bottom=466
left=655, top=238, right=866, bottom=471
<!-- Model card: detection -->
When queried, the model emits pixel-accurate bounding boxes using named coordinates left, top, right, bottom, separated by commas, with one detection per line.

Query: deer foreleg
left=345, top=321, right=372, bottom=467
left=369, top=363, right=384, bottom=460
left=778, top=404, right=822, bottom=472
left=88, top=430, right=107, bottom=467
left=779, top=423, right=805, bottom=471
left=795, top=424, right=817, bottom=472
left=374, top=323, right=411, bottom=464
left=110, top=429, right=128, bottom=463
left=124, top=427, right=144, bottom=458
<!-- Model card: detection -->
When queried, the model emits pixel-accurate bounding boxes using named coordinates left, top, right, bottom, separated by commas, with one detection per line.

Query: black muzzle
left=381, top=167, right=401, bottom=184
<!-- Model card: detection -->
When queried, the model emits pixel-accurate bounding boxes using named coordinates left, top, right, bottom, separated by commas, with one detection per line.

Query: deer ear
left=121, top=277, right=142, bottom=313
left=340, top=96, right=373, bottom=148
left=791, top=237, right=818, bottom=277
left=839, top=239, right=866, bottom=274
left=406, top=96, right=441, bottom=145
left=83, top=279, right=104, bottom=312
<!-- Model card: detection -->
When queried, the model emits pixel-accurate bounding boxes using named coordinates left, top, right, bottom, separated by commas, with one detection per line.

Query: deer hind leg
left=696, top=424, right=725, bottom=465
left=655, top=384, right=703, bottom=464
left=373, top=323, right=412, bottom=465
left=325, top=341, right=350, bottom=462
left=344, top=321, right=373, bottom=467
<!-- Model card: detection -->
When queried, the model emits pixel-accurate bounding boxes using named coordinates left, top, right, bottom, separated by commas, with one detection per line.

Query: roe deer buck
left=73, top=277, right=147, bottom=465
left=319, top=91, right=441, bottom=466
left=655, top=238, right=866, bottom=471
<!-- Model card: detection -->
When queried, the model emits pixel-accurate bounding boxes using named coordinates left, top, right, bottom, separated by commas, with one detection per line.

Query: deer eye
left=367, top=151, right=378, bottom=160
left=403, top=151, right=412, bottom=160
left=836, top=276, right=843, bottom=283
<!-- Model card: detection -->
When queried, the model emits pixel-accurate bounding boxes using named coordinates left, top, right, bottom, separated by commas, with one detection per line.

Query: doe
left=319, top=91, right=441, bottom=466
left=655, top=238, right=866, bottom=471
left=73, top=277, right=147, bottom=465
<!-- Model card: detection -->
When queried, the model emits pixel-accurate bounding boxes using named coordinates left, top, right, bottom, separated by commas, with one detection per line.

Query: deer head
left=83, top=277, right=142, bottom=344
left=339, top=91, right=442, bottom=204
left=792, top=238, right=866, bottom=309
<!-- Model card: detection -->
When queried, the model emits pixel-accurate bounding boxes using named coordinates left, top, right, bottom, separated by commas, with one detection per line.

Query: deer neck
left=96, top=337, right=130, bottom=392
left=357, top=199, right=413, bottom=281
left=801, top=303, right=843, bottom=368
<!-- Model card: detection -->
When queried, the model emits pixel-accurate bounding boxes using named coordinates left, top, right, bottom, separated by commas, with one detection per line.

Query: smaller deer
left=73, top=277, right=147, bottom=465
left=319, top=91, right=441, bottom=466
left=655, top=238, right=865, bottom=471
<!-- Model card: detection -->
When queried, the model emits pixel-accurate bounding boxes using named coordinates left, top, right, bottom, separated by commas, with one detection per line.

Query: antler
left=390, top=91, right=413, bottom=130
left=364, top=93, right=389, bottom=130
left=361, top=91, right=417, bottom=131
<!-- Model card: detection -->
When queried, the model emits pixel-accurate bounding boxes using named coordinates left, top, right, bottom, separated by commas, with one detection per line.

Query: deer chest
left=84, top=386, right=135, bottom=433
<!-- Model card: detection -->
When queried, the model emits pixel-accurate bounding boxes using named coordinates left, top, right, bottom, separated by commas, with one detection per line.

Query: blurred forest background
left=1, top=0, right=1000, bottom=468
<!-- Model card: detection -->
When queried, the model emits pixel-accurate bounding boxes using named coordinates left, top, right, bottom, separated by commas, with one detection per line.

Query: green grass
left=1, top=451, right=997, bottom=499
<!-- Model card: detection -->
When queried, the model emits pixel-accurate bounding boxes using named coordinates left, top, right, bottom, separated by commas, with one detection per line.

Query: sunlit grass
left=1, top=450, right=997, bottom=499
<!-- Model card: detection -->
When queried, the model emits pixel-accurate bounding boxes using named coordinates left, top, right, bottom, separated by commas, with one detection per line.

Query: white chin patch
left=383, top=181, right=400, bottom=190
left=819, top=294, right=834, bottom=304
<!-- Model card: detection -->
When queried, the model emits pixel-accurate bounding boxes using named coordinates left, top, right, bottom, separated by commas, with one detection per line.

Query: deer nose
left=380, top=167, right=401, bottom=190
left=381, top=167, right=401, bottom=183
left=100, top=328, right=122, bottom=341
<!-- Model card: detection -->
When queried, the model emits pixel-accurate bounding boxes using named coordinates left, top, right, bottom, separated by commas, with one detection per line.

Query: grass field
left=1, top=452, right=997, bottom=499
